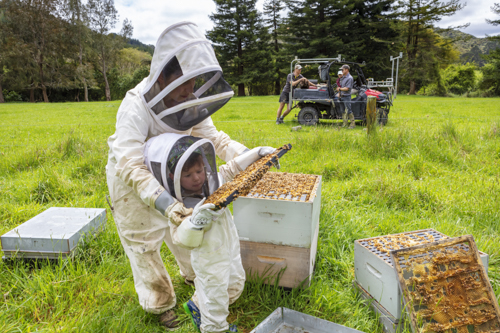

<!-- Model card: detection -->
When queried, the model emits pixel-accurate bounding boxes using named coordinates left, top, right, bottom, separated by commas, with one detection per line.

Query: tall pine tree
left=208, top=0, right=273, bottom=96
left=285, top=0, right=354, bottom=60
left=263, top=0, right=286, bottom=94
left=345, top=0, right=399, bottom=79
left=396, top=0, right=465, bottom=94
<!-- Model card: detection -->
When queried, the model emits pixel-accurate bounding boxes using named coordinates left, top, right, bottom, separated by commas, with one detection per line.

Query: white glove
left=233, top=146, right=276, bottom=170
left=176, top=198, right=224, bottom=248
left=191, top=198, right=225, bottom=229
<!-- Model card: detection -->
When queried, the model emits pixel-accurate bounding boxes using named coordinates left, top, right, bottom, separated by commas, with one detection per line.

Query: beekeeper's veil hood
left=144, top=133, right=219, bottom=203
left=141, top=22, right=233, bottom=132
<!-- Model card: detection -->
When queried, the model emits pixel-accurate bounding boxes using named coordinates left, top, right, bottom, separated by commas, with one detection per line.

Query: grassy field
left=1, top=95, right=499, bottom=332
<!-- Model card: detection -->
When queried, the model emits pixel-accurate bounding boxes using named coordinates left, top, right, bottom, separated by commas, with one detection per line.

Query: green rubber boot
left=348, top=113, right=356, bottom=129
left=342, top=112, right=348, bottom=128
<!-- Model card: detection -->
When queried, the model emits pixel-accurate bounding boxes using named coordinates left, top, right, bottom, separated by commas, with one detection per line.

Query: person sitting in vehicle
left=335, top=70, right=343, bottom=98
left=276, top=64, right=317, bottom=125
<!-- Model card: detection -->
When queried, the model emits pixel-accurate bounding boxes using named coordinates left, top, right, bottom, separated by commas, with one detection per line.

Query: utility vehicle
left=289, top=54, right=402, bottom=126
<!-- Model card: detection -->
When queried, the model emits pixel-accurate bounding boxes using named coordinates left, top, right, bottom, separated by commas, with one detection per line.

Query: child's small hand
left=191, top=199, right=224, bottom=228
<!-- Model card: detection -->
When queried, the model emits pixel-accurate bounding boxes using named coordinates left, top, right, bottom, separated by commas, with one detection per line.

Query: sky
left=113, top=0, right=500, bottom=46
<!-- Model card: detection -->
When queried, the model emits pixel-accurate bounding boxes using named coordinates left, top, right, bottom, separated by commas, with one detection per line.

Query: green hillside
left=438, top=29, right=499, bottom=66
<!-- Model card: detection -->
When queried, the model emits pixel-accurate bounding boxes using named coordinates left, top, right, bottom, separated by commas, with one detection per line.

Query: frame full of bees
left=391, top=235, right=500, bottom=333
left=205, top=144, right=292, bottom=210
left=354, top=229, right=489, bottom=325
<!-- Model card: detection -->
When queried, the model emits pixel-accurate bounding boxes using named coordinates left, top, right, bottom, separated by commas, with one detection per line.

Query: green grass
left=1, top=95, right=499, bottom=332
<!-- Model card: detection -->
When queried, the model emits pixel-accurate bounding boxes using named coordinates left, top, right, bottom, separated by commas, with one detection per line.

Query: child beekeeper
left=144, top=133, right=275, bottom=333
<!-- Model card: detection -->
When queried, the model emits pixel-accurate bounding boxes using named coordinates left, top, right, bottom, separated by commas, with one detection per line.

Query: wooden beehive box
left=233, top=172, right=321, bottom=288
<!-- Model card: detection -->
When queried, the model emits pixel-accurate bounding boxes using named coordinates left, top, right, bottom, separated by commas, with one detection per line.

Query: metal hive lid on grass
left=390, top=235, right=500, bottom=333
left=356, top=229, right=449, bottom=266
left=1, top=207, right=106, bottom=259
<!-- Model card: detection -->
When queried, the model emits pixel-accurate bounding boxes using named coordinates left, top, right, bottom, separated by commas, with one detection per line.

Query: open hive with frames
left=391, top=235, right=500, bottom=333
left=245, top=172, right=318, bottom=202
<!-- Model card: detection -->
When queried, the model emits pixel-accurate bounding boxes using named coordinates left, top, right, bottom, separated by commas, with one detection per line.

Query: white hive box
left=1, top=207, right=107, bottom=259
left=354, top=229, right=489, bottom=324
left=233, top=172, right=321, bottom=288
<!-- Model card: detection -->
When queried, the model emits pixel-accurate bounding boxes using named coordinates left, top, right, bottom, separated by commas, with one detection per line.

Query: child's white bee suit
left=145, top=133, right=245, bottom=333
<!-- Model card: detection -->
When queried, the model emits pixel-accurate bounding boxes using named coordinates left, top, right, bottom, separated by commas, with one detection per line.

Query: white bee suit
left=106, top=21, right=247, bottom=315
left=145, top=133, right=245, bottom=333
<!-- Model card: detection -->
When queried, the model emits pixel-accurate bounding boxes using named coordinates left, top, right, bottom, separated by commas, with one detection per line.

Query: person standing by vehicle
left=337, top=65, right=355, bottom=129
left=276, top=64, right=317, bottom=125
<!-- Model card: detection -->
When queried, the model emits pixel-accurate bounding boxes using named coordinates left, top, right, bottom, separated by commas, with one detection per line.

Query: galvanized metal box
left=251, top=307, right=365, bottom=333
left=354, top=229, right=489, bottom=323
left=1, top=207, right=107, bottom=259
left=234, top=173, right=321, bottom=288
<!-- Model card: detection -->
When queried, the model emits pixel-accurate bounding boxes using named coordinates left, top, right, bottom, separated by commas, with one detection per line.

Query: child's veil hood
left=144, top=133, right=219, bottom=203
left=141, top=22, right=234, bottom=132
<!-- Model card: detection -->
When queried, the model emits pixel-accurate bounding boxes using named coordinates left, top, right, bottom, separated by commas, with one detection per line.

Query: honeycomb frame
left=205, top=144, right=291, bottom=209
left=390, top=235, right=500, bottom=333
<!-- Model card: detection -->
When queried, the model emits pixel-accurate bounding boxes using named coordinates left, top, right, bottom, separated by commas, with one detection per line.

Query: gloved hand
left=233, top=146, right=276, bottom=170
left=190, top=198, right=225, bottom=229
left=176, top=198, right=225, bottom=248
left=164, top=199, right=193, bottom=226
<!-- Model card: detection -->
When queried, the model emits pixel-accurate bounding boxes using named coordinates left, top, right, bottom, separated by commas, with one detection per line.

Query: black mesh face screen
left=159, top=98, right=229, bottom=131
left=146, top=70, right=233, bottom=131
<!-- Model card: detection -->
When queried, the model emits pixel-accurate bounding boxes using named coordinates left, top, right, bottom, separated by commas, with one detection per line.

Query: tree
left=208, top=0, right=274, bottom=96
left=480, top=3, right=500, bottom=95
left=115, top=48, right=151, bottom=76
left=443, top=63, right=476, bottom=95
left=344, top=0, right=400, bottom=79
left=0, top=3, right=8, bottom=103
left=396, top=0, right=466, bottom=94
left=263, top=0, right=286, bottom=94
left=87, top=0, right=132, bottom=101
left=285, top=0, right=354, bottom=60
left=62, top=0, right=93, bottom=101
left=2, top=0, right=75, bottom=102
left=399, top=27, right=459, bottom=95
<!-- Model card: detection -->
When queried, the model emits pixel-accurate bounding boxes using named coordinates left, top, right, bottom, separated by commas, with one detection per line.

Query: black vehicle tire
left=298, top=106, right=319, bottom=126
left=377, top=107, right=388, bottom=126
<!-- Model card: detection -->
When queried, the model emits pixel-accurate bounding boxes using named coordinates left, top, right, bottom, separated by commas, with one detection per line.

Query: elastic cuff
left=154, top=190, right=175, bottom=215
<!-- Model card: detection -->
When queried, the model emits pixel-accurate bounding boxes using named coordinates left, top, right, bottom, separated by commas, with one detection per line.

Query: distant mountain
left=437, top=29, right=499, bottom=66
left=128, top=38, right=155, bottom=56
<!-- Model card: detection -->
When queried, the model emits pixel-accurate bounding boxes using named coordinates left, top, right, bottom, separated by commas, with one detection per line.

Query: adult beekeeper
left=144, top=134, right=274, bottom=333
left=106, top=21, right=274, bottom=329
